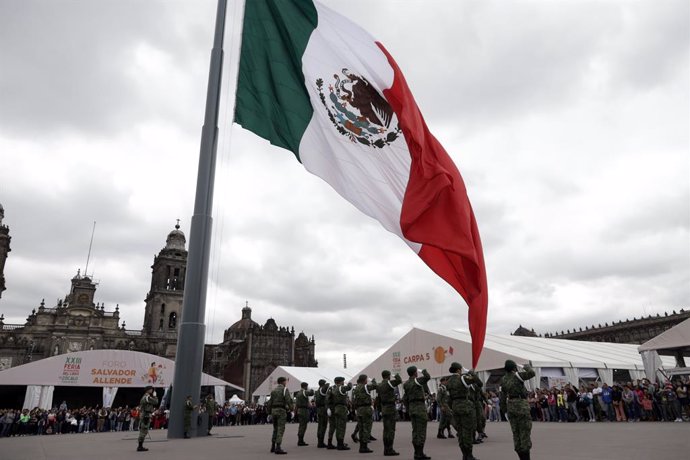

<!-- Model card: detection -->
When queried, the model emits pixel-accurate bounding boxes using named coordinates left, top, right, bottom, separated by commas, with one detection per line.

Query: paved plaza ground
left=1, top=420, right=687, bottom=460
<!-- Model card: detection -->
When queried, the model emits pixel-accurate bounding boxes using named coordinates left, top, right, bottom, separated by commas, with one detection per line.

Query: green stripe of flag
left=234, top=0, right=318, bottom=161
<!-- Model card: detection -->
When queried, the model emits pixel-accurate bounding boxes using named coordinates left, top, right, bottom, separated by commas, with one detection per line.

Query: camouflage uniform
left=353, top=375, right=377, bottom=452
left=204, top=396, right=216, bottom=435
left=268, top=380, right=294, bottom=454
left=402, top=367, right=431, bottom=460
left=447, top=363, right=478, bottom=460
left=331, top=378, right=353, bottom=450
left=137, top=388, right=158, bottom=451
left=183, top=397, right=194, bottom=438
left=326, top=384, right=337, bottom=449
left=473, top=378, right=487, bottom=440
left=500, top=362, right=535, bottom=460
left=295, top=383, right=314, bottom=446
left=437, top=380, right=454, bottom=438
left=314, top=380, right=330, bottom=447
left=377, top=371, right=402, bottom=456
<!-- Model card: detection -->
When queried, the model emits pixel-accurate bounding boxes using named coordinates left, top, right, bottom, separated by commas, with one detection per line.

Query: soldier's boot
left=369, top=435, right=377, bottom=441
left=472, top=434, right=482, bottom=444
left=436, top=429, right=447, bottom=439
left=327, top=437, right=337, bottom=450
left=383, top=442, right=400, bottom=456
left=418, top=445, right=431, bottom=460
left=274, top=443, right=287, bottom=455
left=337, top=440, right=351, bottom=450
left=413, top=444, right=422, bottom=460
left=351, top=432, right=359, bottom=443
left=317, top=437, right=327, bottom=448
left=465, top=447, right=479, bottom=460
left=359, top=442, right=373, bottom=453
left=137, top=441, right=148, bottom=452
left=446, top=428, right=455, bottom=438
left=183, top=432, right=190, bottom=439
left=297, top=436, right=309, bottom=446
left=479, top=432, right=487, bottom=439
left=270, top=442, right=276, bottom=453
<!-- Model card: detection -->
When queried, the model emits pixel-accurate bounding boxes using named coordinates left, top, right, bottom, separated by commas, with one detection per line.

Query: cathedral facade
left=0, top=208, right=317, bottom=397
left=203, top=304, right=317, bottom=400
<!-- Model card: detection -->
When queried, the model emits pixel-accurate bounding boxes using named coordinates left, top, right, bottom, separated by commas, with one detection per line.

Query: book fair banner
left=0, top=349, right=238, bottom=389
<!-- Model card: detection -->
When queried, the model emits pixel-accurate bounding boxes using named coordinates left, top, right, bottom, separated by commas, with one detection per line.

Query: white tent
left=228, top=394, right=245, bottom=405
left=252, top=366, right=355, bottom=404
left=0, top=349, right=242, bottom=409
left=638, top=317, right=690, bottom=382
left=354, top=328, right=676, bottom=391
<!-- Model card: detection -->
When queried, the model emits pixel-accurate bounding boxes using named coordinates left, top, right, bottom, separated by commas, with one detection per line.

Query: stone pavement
left=1, top=420, right=687, bottom=460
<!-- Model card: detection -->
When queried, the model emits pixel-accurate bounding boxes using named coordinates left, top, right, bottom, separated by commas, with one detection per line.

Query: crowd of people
left=1, top=376, right=687, bottom=440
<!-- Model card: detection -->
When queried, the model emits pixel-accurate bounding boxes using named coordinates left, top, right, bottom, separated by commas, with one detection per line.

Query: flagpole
left=168, top=0, right=228, bottom=439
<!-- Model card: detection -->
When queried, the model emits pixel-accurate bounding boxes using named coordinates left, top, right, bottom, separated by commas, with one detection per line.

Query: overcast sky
left=0, top=0, right=688, bottom=372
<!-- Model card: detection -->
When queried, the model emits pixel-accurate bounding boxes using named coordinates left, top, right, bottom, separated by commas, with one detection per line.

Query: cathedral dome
left=227, top=305, right=258, bottom=331
left=165, top=222, right=186, bottom=251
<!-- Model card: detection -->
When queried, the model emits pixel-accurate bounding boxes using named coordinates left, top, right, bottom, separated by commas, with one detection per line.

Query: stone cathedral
left=0, top=204, right=317, bottom=398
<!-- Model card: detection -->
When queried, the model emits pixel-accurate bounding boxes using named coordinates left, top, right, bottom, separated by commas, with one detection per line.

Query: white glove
left=327, top=408, right=332, bottom=417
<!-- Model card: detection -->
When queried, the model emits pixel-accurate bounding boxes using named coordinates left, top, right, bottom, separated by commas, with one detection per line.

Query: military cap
left=381, top=370, right=391, bottom=379
left=277, top=376, right=287, bottom=384
left=318, top=379, right=327, bottom=386
left=357, top=374, right=367, bottom=384
left=301, top=382, right=308, bottom=389
left=406, top=365, right=417, bottom=376
left=504, top=360, right=518, bottom=372
left=145, top=385, right=154, bottom=392
left=334, top=376, right=345, bottom=383
left=448, top=362, right=462, bottom=373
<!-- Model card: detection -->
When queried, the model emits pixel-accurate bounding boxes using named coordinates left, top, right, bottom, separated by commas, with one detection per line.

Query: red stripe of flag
left=377, top=42, right=489, bottom=369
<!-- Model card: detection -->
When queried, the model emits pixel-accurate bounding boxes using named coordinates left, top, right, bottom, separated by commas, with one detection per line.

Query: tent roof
left=252, top=366, right=355, bottom=397
left=0, top=349, right=242, bottom=390
left=352, top=328, right=675, bottom=380
left=638, top=318, right=690, bottom=354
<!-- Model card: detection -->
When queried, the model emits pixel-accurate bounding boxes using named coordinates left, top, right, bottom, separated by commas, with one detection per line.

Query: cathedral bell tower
left=142, top=222, right=188, bottom=336
left=0, top=203, right=11, bottom=299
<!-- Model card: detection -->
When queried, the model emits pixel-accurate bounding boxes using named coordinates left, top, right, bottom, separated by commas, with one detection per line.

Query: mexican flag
left=235, top=0, right=488, bottom=367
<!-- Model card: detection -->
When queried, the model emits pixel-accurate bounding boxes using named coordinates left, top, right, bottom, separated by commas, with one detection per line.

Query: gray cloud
left=0, top=0, right=687, bottom=372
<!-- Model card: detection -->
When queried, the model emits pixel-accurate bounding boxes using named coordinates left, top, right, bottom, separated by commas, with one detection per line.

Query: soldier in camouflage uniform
left=295, top=381, right=314, bottom=446
left=352, top=374, right=377, bottom=453
left=377, top=370, right=402, bottom=456
left=447, top=362, right=479, bottom=460
left=183, top=395, right=197, bottom=439
left=436, top=376, right=455, bottom=439
left=137, top=386, right=158, bottom=452
left=471, top=375, right=487, bottom=443
left=499, top=360, right=535, bottom=460
left=268, top=376, right=293, bottom=455
left=325, top=381, right=338, bottom=449
left=402, top=366, right=431, bottom=460
left=330, top=376, right=353, bottom=450
left=315, top=379, right=330, bottom=448
left=204, top=394, right=217, bottom=436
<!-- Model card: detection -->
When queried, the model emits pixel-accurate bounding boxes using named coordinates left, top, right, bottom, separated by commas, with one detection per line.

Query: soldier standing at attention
left=437, top=376, right=455, bottom=439
left=204, top=394, right=216, bottom=436
left=402, top=366, right=431, bottom=460
left=268, top=376, right=294, bottom=455
left=447, top=362, right=479, bottom=460
left=183, top=395, right=197, bottom=439
left=470, top=373, right=487, bottom=443
left=500, top=360, right=535, bottom=460
left=332, top=376, right=353, bottom=450
left=325, top=380, right=338, bottom=449
left=377, top=370, right=402, bottom=456
left=295, top=381, right=314, bottom=446
left=353, top=374, right=377, bottom=453
left=315, top=379, right=330, bottom=448
left=137, top=386, right=158, bottom=452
